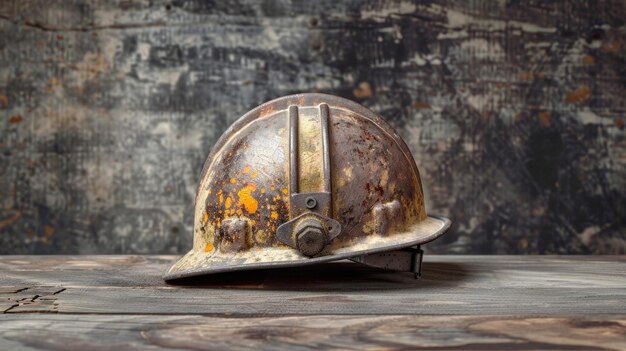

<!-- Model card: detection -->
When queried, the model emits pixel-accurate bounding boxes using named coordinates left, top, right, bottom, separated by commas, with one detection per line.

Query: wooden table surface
left=0, top=255, right=625, bottom=350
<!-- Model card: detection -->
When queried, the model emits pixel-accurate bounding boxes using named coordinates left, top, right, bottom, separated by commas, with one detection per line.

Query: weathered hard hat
left=164, top=93, right=450, bottom=281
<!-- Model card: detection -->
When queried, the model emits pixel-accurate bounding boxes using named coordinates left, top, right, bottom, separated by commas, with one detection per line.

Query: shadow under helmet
left=164, top=93, right=450, bottom=281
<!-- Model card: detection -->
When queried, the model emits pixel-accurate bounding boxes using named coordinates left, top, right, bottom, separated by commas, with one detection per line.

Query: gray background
left=0, top=0, right=624, bottom=254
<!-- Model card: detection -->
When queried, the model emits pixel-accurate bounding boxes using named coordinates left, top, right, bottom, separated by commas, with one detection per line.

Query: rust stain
left=518, top=71, right=534, bottom=81
left=538, top=111, right=551, bottom=127
left=204, top=242, right=214, bottom=252
left=237, top=183, right=258, bottom=214
left=8, top=115, right=23, bottom=124
left=202, top=212, right=209, bottom=224
left=353, top=82, right=372, bottom=99
left=44, top=225, right=54, bottom=237
left=482, top=111, right=489, bottom=121
left=615, top=118, right=624, bottom=129
left=230, top=178, right=236, bottom=184
left=281, top=188, right=288, bottom=195
left=582, top=55, right=595, bottom=64
left=258, top=105, right=276, bottom=117
left=270, top=211, right=279, bottom=219
left=225, top=196, right=232, bottom=209
left=565, top=85, right=591, bottom=103
left=250, top=170, right=258, bottom=178
left=0, top=95, right=8, bottom=107
left=518, top=238, right=528, bottom=249
left=0, top=212, right=21, bottom=230
left=412, top=101, right=431, bottom=109
left=601, top=40, right=621, bottom=53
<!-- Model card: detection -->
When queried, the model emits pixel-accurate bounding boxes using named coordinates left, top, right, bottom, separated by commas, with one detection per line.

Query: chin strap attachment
left=350, top=245, right=423, bottom=279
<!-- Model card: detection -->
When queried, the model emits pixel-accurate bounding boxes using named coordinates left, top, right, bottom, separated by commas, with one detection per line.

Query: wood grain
left=0, top=255, right=625, bottom=315
left=0, top=314, right=625, bottom=351
left=1, top=255, right=625, bottom=349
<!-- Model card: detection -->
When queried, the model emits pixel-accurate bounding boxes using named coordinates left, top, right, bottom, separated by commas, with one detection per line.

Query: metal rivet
left=305, top=197, right=317, bottom=209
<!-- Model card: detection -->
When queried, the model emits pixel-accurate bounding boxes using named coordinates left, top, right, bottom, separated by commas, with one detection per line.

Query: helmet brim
left=163, top=215, right=451, bottom=282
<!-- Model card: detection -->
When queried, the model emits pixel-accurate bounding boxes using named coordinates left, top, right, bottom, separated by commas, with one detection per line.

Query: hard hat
left=164, top=93, right=450, bottom=281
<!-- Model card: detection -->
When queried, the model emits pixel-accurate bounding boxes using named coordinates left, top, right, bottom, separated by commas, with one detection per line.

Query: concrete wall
left=0, top=0, right=624, bottom=254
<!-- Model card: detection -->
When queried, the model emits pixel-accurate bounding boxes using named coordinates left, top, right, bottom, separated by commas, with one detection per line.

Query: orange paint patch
left=270, top=185, right=275, bottom=191
left=219, top=193, right=224, bottom=203
left=270, top=211, right=279, bottom=220
left=282, top=188, right=288, bottom=195
left=260, top=187, right=266, bottom=194
left=8, top=115, right=22, bottom=124
left=565, top=85, right=591, bottom=103
left=202, top=212, right=209, bottom=224
left=230, top=178, right=236, bottom=184
left=237, top=183, right=259, bottom=214
left=250, top=170, right=258, bottom=178
left=243, top=166, right=250, bottom=174
left=204, top=242, right=214, bottom=252
left=538, top=111, right=551, bottom=127
left=225, top=197, right=232, bottom=209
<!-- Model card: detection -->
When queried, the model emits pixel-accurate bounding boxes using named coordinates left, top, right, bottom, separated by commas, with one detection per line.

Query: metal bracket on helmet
left=276, top=104, right=343, bottom=257
left=350, top=245, right=424, bottom=279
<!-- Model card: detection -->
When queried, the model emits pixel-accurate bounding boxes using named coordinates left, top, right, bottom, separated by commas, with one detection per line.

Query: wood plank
left=0, top=255, right=624, bottom=289
left=0, top=314, right=625, bottom=351
left=0, top=255, right=624, bottom=315
left=30, top=285, right=624, bottom=316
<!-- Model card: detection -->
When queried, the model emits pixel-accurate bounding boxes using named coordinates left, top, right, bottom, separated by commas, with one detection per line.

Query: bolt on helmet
left=164, top=93, right=450, bottom=281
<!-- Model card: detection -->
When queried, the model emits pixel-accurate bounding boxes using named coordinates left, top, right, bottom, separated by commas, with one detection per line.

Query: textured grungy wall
left=0, top=0, right=625, bottom=254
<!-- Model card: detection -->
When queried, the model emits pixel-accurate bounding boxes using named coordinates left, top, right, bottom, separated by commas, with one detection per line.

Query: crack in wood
left=2, top=287, right=66, bottom=314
